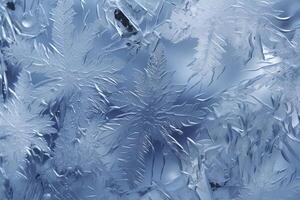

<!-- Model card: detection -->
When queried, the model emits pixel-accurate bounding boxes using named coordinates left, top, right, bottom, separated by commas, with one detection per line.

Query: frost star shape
left=111, top=48, right=207, bottom=187
left=6, top=0, right=121, bottom=106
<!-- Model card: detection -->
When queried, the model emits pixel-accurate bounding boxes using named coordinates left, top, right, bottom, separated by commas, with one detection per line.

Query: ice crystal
left=109, top=48, right=207, bottom=187
left=5, top=0, right=122, bottom=107
left=1, top=0, right=300, bottom=199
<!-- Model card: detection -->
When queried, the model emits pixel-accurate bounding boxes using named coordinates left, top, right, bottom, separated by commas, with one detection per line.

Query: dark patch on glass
left=114, top=9, right=137, bottom=35
left=209, top=182, right=222, bottom=191
left=6, top=2, right=16, bottom=11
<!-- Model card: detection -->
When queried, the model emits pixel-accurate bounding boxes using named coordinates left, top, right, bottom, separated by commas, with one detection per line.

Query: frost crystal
left=0, top=0, right=300, bottom=199
left=110, top=48, right=206, bottom=187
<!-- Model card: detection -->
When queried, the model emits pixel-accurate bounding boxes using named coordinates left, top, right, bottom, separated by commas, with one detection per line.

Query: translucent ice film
left=1, top=0, right=300, bottom=199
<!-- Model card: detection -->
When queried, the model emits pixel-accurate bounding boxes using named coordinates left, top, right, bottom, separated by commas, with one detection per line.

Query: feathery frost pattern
left=0, top=0, right=300, bottom=199
left=111, top=49, right=206, bottom=187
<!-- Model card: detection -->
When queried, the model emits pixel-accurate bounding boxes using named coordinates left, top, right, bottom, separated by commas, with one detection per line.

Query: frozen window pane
left=0, top=0, right=300, bottom=199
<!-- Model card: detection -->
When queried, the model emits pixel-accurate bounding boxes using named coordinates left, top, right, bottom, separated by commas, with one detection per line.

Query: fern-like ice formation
left=109, top=47, right=207, bottom=188
left=0, top=0, right=300, bottom=199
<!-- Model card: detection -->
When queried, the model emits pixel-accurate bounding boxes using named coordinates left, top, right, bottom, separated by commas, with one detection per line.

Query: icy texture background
left=1, top=0, right=300, bottom=199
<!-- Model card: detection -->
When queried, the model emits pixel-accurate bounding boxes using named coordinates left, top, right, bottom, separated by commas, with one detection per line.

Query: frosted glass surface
left=0, top=0, right=300, bottom=199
